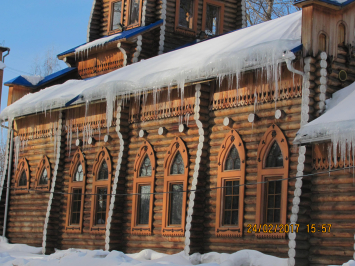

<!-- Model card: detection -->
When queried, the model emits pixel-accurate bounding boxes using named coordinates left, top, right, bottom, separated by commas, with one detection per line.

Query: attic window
left=202, top=0, right=224, bottom=36
left=128, top=0, right=142, bottom=27
left=109, top=0, right=124, bottom=34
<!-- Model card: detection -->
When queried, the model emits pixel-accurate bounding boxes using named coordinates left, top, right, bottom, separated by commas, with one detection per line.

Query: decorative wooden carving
left=66, top=149, right=87, bottom=233
left=162, top=137, right=188, bottom=236
left=34, top=155, right=51, bottom=191
left=215, top=130, right=245, bottom=237
left=255, top=124, right=289, bottom=238
left=14, top=158, right=30, bottom=194
left=131, top=141, right=155, bottom=235
left=90, top=147, right=113, bottom=233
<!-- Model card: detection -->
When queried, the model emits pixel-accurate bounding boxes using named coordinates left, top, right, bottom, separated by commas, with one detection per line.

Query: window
left=215, top=130, right=245, bottom=237
left=175, top=0, right=198, bottom=35
left=66, top=149, right=86, bottom=233
left=318, top=33, right=326, bottom=53
left=90, top=147, right=112, bottom=232
left=14, top=158, right=30, bottom=194
left=127, top=0, right=142, bottom=29
left=108, top=0, right=124, bottom=34
left=162, top=137, right=188, bottom=236
left=35, top=155, right=51, bottom=191
left=338, top=23, right=346, bottom=45
left=256, top=124, right=289, bottom=238
left=131, top=141, right=155, bottom=235
left=202, top=0, right=224, bottom=36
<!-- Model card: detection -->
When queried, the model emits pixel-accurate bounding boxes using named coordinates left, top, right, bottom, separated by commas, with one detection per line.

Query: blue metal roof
left=294, top=0, right=355, bottom=6
left=58, top=20, right=163, bottom=57
left=5, top=67, right=77, bottom=88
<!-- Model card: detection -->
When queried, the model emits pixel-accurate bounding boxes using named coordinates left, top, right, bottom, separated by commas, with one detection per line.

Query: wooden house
left=1, top=0, right=355, bottom=265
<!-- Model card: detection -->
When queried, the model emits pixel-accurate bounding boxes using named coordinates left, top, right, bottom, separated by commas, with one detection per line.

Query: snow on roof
left=294, top=81, right=355, bottom=144
left=21, top=75, right=44, bottom=86
left=294, top=0, right=355, bottom=6
left=0, top=11, right=302, bottom=122
left=0, top=61, right=6, bottom=70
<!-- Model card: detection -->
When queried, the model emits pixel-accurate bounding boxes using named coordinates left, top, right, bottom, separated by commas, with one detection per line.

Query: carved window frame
left=256, top=124, right=289, bottom=238
left=65, top=149, right=86, bottom=233
left=215, top=130, right=245, bottom=237
left=162, top=137, right=188, bottom=236
left=34, top=155, right=51, bottom=191
left=107, top=0, right=125, bottom=35
left=90, top=147, right=112, bottom=233
left=131, top=141, right=155, bottom=235
left=201, top=0, right=224, bottom=36
left=125, top=0, right=143, bottom=30
left=14, top=158, right=30, bottom=194
left=174, top=0, right=199, bottom=36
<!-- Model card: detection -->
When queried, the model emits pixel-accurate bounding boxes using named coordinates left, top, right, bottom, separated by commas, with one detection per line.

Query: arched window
left=90, top=147, right=112, bottom=232
left=66, top=149, right=86, bottom=233
left=338, top=23, right=346, bottom=45
left=256, top=124, right=289, bottom=238
left=215, top=130, right=245, bottom=237
left=162, top=137, right=188, bottom=236
left=14, top=158, right=30, bottom=194
left=318, top=33, right=326, bottom=52
left=131, top=141, right=155, bottom=235
left=35, top=155, right=51, bottom=191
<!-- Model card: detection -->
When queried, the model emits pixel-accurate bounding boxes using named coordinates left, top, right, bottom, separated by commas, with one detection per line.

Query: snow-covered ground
left=0, top=238, right=353, bottom=266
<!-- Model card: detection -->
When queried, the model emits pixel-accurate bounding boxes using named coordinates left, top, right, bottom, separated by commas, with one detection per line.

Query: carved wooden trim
left=14, top=158, right=30, bottom=194
left=34, top=155, right=51, bottom=191
left=201, top=0, right=225, bottom=35
left=174, top=0, right=198, bottom=35
left=255, top=124, right=289, bottom=238
left=90, top=147, right=112, bottom=233
left=65, top=149, right=87, bottom=233
left=107, top=0, right=125, bottom=35
left=215, top=130, right=245, bottom=237
left=131, top=141, right=155, bottom=235
left=162, top=137, right=188, bottom=236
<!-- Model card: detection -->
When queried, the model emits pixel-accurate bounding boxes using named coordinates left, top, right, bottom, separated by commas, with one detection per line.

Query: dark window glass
left=169, top=184, right=183, bottom=225
left=179, top=0, right=194, bottom=29
left=19, top=171, right=27, bottom=187
left=74, top=164, right=84, bottom=182
left=129, top=0, right=140, bottom=25
left=138, top=185, right=151, bottom=224
left=223, top=180, right=239, bottom=225
left=139, top=155, right=152, bottom=177
left=111, top=1, right=122, bottom=31
left=205, top=4, right=219, bottom=35
left=98, top=161, right=108, bottom=180
left=171, top=152, right=184, bottom=175
left=39, top=168, right=48, bottom=185
left=266, top=180, right=282, bottom=223
left=96, top=187, right=108, bottom=225
left=70, top=188, right=82, bottom=225
left=265, top=142, right=283, bottom=168
left=225, top=145, right=240, bottom=170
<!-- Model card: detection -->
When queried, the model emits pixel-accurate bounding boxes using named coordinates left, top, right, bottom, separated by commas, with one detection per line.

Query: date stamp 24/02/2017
left=246, top=224, right=332, bottom=234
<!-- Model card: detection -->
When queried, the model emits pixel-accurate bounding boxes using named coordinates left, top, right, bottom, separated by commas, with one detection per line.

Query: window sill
left=162, top=227, right=184, bottom=237
left=90, top=226, right=106, bottom=234
left=125, top=23, right=141, bottom=31
left=255, top=232, right=286, bottom=239
left=14, top=188, right=29, bottom=194
left=216, top=227, right=242, bottom=237
left=174, top=27, right=196, bottom=37
left=131, top=226, right=152, bottom=235
left=35, top=185, right=50, bottom=191
left=65, top=226, right=82, bottom=234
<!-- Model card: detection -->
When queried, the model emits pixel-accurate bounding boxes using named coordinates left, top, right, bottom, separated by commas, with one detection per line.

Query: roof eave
left=294, top=0, right=342, bottom=9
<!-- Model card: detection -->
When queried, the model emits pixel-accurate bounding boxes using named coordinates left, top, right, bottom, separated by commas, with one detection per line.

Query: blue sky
left=0, top=0, right=93, bottom=111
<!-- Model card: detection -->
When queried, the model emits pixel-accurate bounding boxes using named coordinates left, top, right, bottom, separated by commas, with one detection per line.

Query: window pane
left=96, top=187, right=107, bottom=225
left=74, top=164, right=83, bottom=182
left=19, top=171, right=27, bottom=187
left=205, top=4, right=219, bottom=35
left=39, top=169, right=48, bottom=185
left=266, top=180, right=282, bottom=223
left=222, top=180, right=239, bottom=226
left=225, top=145, right=240, bottom=170
left=129, top=0, right=140, bottom=25
left=70, top=188, right=82, bottom=225
left=169, top=184, right=183, bottom=225
left=179, top=0, right=194, bottom=29
left=98, top=161, right=108, bottom=180
left=138, top=185, right=151, bottom=224
left=171, top=152, right=184, bottom=175
left=265, top=142, right=283, bottom=168
left=139, top=155, right=152, bottom=177
left=111, top=1, right=122, bottom=31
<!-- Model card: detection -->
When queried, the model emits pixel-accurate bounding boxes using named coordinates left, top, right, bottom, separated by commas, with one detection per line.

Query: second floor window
left=14, top=158, right=30, bottom=194
left=179, top=0, right=195, bottom=29
left=128, top=0, right=141, bottom=26
left=111, top=1, right=123, bottom=31
left=202, top=0, right=224, bottom=36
